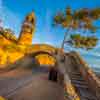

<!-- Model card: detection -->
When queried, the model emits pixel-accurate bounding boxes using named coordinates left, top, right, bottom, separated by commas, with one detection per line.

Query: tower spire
left=18, top=12, right=35, bottom=45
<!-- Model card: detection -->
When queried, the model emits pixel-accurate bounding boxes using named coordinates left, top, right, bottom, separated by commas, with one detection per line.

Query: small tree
left=4, top=28, right=17, bottom=40
left=54, top=7, right=100, bottom=50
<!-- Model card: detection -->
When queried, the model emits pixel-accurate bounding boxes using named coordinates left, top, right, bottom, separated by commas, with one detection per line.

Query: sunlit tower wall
left=18, top=12, right=35, bottom=45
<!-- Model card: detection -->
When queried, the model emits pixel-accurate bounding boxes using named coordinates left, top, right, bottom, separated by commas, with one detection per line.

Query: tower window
left=31, top=18, right=34, bottom=24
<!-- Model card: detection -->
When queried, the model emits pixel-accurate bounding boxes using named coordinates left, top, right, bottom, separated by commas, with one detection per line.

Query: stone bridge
left=19, top=44, right=100, bottom=100
left=24, top=47, right=100, bottom=100
left=0, top=44, right=100, bottom=100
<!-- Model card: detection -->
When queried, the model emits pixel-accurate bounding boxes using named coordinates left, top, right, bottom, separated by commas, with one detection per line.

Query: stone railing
left=55, top=52, right=80, bottom=100
left=70, top=51, right=100, bottom=99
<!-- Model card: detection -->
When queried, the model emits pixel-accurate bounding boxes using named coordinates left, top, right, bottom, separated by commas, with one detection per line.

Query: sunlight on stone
left=35, top=54, right=56, bottom=66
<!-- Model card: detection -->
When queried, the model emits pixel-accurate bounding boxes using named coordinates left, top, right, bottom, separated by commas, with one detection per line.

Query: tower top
left=25, top=12, right=35, bottom=24
left=18, top=12, right=35, bottom=45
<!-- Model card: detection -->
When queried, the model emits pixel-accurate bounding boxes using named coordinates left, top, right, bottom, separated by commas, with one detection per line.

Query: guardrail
left=54, top=52, right=80, bottom=100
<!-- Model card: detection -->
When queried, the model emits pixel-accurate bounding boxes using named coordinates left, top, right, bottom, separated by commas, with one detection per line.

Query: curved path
left=0, top=67, right=64, bottom=100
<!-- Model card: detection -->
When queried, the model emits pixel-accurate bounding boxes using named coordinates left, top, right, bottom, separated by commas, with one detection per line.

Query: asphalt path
left=0, top=67, right=64, bottom=100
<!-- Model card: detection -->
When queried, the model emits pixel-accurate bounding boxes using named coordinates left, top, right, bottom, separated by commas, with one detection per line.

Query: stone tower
left=18, top=12, right=35, bottom=45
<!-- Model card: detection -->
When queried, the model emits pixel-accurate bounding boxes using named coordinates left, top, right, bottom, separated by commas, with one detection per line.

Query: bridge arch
left=28, top=50, right=57, bottom=66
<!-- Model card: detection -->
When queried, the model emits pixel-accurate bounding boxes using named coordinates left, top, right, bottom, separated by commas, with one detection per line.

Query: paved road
left=0, top=68, right=64, bottom=100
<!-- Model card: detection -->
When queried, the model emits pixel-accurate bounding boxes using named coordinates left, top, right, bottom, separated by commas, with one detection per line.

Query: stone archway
left=29, top=51, right=56, bottom=67
left=28, top=51, right=59, bottom=82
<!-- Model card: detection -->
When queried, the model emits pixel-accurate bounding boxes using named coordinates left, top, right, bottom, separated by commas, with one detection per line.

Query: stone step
left=71, top=77, right=85, bottom=81
left=77, top=85, right=97, bottom=100
left=72, top=80, right=88, bottom=84
left=70, top=73, right=81, bottom=76
left=73, top=83, right=89, bottom=88
left=70, top=72, right=81, bottom=74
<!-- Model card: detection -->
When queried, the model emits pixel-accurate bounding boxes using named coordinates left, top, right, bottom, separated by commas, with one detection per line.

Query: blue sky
left=0, top=0, right=100, bottom=73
